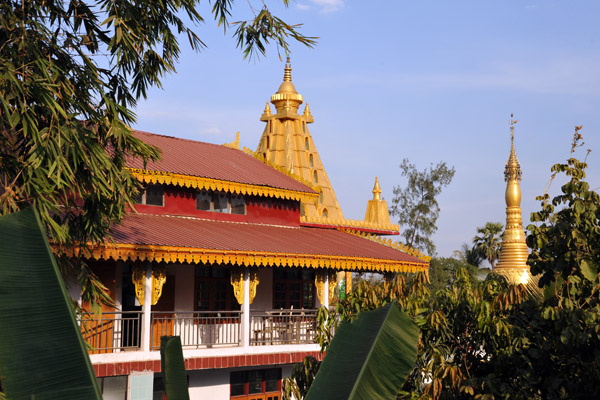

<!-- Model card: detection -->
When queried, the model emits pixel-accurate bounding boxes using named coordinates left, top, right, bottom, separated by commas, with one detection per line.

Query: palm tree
left=473, top=222, right=504, bottom=268
left=453, top=242, right=484, bottom=268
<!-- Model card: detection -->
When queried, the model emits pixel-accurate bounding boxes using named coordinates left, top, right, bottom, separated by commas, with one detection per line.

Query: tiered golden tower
left=494, top=116, right=531, bottom=284
left=256, top=58, right=344, bottom=220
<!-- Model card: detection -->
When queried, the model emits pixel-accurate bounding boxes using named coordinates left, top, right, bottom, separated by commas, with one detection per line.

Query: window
left=322, top=209, right=328, bottom=218
left=304, top=138, right=309, bottom=151
left=196, top=190, right=246, bottom=215
left=230, top=194, right=246, bottom=215
left=273, top=269, right=315, bottom=309
left=266, top=135, right=270, bottom=149
left=135, top=184, right=164, bottom=206
left=231, top=368, right=281, bottom=400
left=313, top=170, right=318, bottom=184
left=309, top=154, right=314, bottom=168
left=302, top=122, right=306, bottom=133
left=195, top=266, right=240, bottom=311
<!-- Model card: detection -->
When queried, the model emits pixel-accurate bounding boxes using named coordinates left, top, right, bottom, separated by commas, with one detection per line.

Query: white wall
left=188, top=369, right=230, bottom=400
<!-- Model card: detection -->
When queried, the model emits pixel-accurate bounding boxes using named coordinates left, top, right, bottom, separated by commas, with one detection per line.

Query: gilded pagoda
left=494, top=115, right=532, bottom=285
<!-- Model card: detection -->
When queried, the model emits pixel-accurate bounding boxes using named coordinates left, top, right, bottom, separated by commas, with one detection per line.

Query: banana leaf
left=0, top=208, right=102, bottom=399
left=160, top=336, right=190, bottom=400
left=306, top=301, right=418, bottom=400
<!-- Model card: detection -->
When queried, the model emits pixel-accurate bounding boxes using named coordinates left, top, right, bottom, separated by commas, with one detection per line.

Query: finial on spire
left=264, top=102, right=272, bottom=116
left=505, top=114, right=522, bottom=182
left=303, top=103, right=311, bottom=116
left=283, top=56, right=292, bottom=82
left=372, top=177, right=382, bottom=200
left=509, top=113, right=519, bottom=144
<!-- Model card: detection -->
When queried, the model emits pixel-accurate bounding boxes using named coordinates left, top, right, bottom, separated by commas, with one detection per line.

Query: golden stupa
left=494, top=115, right=534, bottom=286
left=256, top=58, right=344, bottom=220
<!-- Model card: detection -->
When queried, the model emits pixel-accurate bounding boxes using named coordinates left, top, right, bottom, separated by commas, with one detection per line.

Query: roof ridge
left=133, top=212, right=301, bottom=230
left=133, top=129, right=242, bottom=152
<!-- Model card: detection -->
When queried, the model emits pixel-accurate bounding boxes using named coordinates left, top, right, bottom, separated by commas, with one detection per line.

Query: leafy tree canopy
left=390, top=159, right=455, bottom=256
left=473, top=222, right=503, bottom=268
left=288, top=129, right=600, bottom=399
left=0, top=0, right=315, bottom=305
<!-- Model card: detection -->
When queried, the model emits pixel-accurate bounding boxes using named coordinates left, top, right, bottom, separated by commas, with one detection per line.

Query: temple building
left=494, top=116, right=531, bottom=285
left=65, top=62, right=430, bottom=399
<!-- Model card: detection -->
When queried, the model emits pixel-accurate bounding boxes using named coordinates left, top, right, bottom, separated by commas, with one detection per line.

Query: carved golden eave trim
left=340, top=228, right=432, bottom=264
left=241, top=147, right=321, bottom=196
left=230, top=268, right=244, bottom=305
left=301, top=215, right=400, bottom=233
left=127, top=168, right=319, bottom=204
left=249, top=268, right=260, bottom=304
left=315, top=270, right=325, bottom=304
left=328, top=270, right=337, bottom=300
left=57, top=243, right=427, bottom=274
left=131, top=263, right=167, bottom=306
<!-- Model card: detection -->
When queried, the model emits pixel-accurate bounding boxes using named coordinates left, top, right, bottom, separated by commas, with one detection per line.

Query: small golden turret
left=365, top=177, right=393, bottom=225
left=495, top=115, right=531, bottom=285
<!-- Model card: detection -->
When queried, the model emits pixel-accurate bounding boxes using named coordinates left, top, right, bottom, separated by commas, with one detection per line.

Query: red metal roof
left=128, top=130, right=314, bottom=194
left=109, top=213, right=426, bottom=267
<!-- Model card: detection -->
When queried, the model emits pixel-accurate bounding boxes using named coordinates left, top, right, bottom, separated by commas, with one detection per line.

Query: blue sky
left=133, top=0, right=600, bottom=259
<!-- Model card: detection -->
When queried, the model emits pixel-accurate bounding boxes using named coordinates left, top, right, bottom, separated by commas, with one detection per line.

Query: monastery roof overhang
left=68, top=214, right=429, bottom=274
left=127, top=130, right=318, bottom=203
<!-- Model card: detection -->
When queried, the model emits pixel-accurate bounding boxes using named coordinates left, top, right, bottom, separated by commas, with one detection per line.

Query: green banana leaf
left=160, top=336, right=190, bottom=400
left=306, top=301, right=419, bottom=400
left=0, top=208, right=102, bottom=399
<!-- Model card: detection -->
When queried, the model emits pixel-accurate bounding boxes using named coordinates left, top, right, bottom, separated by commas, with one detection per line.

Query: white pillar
left=142, top=261, right=153, bottom=352
left=241, top=269, right=250, bottom=348
left=322, top=273, right=329, bottom=309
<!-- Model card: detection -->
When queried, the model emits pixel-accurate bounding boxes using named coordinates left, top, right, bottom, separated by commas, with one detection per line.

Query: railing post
left=141, top=261, right=153, bottom=352
left=241, top=269, right=250, bottom=348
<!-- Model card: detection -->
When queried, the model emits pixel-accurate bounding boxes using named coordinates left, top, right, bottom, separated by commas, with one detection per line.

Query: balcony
left=79, top=309, right=318, bottom=354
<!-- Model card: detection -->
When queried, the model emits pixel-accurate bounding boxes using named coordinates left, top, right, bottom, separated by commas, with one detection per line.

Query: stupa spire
left=495, top=114, right=531, bottom=285
left=257, top=60, right=344, bottom=220
left=283, top=56, right=292, bottom=82
left=364, top=177, right=392, bottom=225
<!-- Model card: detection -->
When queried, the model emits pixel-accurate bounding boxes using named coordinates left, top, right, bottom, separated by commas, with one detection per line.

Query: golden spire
left=303, top=103, right=311, bottom=117
left=283, top=56, right=292, bottom=82
left=365, top=177, right=392, bottom=225
left=495, top=114, right=533, bottom=287
left=257, top=60, right=344, bottom=220
left=372, top=177, right=382, bottom=200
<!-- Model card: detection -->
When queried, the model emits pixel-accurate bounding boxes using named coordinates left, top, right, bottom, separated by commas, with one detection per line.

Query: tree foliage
left=286, top=130, right=600, bottom=399
left=429, top=256, right=480, bottom=292
left=390, top=159, right=455, bottom=256
left=454, top=242, right=485, bottom=268
left=473, top=222, right=503, bottom=268
left=0, top=0, right=315, bottom=306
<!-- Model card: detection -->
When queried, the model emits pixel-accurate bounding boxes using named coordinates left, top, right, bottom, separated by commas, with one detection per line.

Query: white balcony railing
left=249, top=309, right=318, bottom=346
left=79, top=311, right=143, bottom=354
left=79, top=309, right=318, bottom=353
left=150, top=311, right=242, bottom=350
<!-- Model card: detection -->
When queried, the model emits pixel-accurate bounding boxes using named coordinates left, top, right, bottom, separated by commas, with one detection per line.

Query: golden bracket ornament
left=131, top=262, right=167, bottom=306
left=230, top=267, right=260, bottom=305
left=249, top=268, right=260, bottom=304
left=315, top=269, right=338, bottom=305
left=230, top=267, right=244, bottom=305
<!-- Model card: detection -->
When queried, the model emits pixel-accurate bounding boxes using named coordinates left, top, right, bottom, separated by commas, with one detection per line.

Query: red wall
left=132, top=185, right=300, bottom=226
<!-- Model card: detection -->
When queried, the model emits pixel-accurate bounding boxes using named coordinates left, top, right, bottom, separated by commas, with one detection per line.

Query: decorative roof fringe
left=340, top=228, right=431, bottom=264
left=127, top=168, right=319, bottom=203
left=301, top=215, right=399, bottom=233
left=57, top=243, right=428, bottom=274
